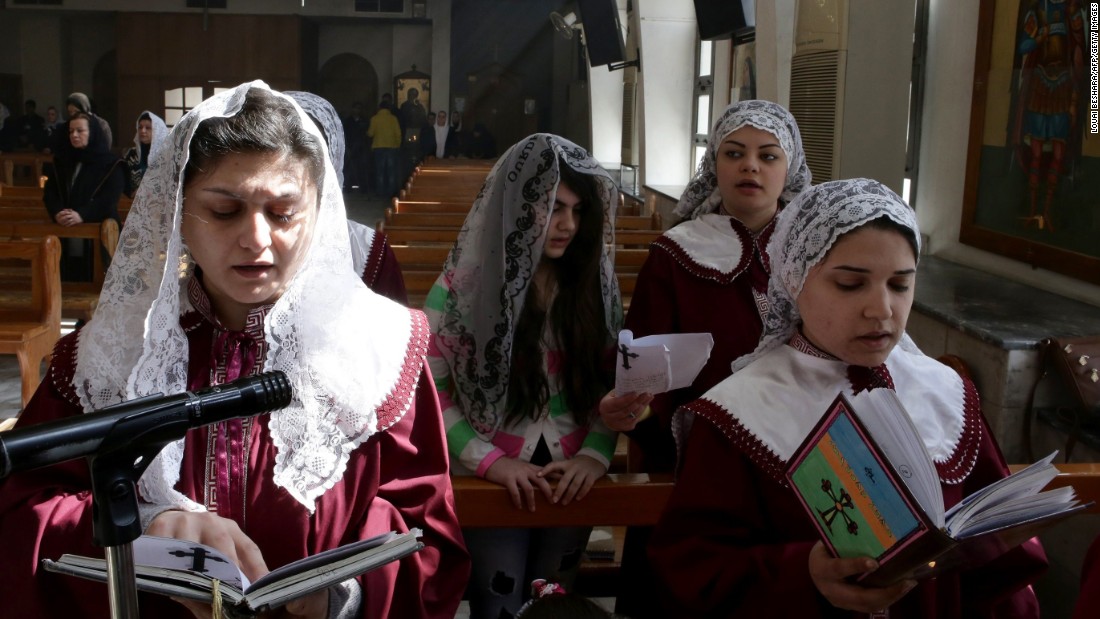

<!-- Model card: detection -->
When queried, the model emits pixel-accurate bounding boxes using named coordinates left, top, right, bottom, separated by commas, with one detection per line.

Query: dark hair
left=184, top=88, right=326, bottom=199
left=138, top=112, right=151, bottom=123
left=857, top=215, right=919, bottom=261
left=517, top=594, right=613, bottom=619
left=506, top=160, right=611, bottom=426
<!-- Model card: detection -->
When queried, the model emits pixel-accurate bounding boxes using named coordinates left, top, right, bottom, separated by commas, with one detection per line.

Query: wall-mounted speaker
left=693, top=0, right=756, bottom=41
left=577, top=0, right=626, bottom=67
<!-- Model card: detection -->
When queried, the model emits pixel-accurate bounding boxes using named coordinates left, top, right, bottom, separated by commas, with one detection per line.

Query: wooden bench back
left=451, top=473, right=674, bottom=528
left=0, top=236, right=62, bottom=326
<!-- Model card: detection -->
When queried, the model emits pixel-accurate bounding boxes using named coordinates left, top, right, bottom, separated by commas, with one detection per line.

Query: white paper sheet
left=614, top=330, right=714, bottom=395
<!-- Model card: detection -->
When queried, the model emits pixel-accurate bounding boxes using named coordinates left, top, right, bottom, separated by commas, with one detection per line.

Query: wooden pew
left=0, top=220, right=119, bottom=322
left=391, top=246, right=651, bottom=275
left=0, top=236, right=61, bottom=411
left=0, top=152, right=51, bottom=186
left=451, top=473, right=674, bottom=528
left=391, top=199, right=472, bottom=214
left=1009, top=462, right=1100, bottom=514
left=402, top=270, right=638, bottom=308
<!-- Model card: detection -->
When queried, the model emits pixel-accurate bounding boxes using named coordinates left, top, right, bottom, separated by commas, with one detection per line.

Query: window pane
left=164, top=88, right=183, bottom=108
left=698, top=41, right=712, bottom=77
left=185, top=87, right=204, bottom=107
left=696, top=95, right=711, bottom=135
left=165, top=108, right=184, bottom=128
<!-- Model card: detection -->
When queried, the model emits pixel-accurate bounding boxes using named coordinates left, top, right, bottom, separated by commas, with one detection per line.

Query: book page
left=133, top=535, right=248, bottom=591
left=613, top=330, right=713, bottom=395
left=849, top=389, right=944, bottom=527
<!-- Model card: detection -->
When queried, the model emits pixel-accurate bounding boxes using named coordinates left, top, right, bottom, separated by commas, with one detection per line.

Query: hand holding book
left=786, top=390, right=1088, bottom=587
left=43, top=529, right=424, bottom=617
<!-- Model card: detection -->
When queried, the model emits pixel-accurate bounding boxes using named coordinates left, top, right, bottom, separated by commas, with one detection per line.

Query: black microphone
left=0, top=371, right=292, bottom=479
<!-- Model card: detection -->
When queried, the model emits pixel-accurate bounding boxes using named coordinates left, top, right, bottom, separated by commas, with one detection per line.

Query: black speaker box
left=693, top=0, right=754, bottom=41
left=577, top=0, right=626, bottom=67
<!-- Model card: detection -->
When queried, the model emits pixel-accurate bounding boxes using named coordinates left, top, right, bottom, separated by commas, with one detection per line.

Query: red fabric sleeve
left=358, top=367, right=470, bottom=619
left=648, top=419, right=827, bottom=618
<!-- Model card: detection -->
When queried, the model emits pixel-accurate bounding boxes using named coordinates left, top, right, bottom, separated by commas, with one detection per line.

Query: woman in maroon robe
left=650, top=179, right=1046, bottom=618
left=0, top=82, right=468, bottom=618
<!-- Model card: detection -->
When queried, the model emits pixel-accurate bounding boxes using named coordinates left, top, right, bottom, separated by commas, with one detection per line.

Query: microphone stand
left=88, top=420, right=187, bottom=619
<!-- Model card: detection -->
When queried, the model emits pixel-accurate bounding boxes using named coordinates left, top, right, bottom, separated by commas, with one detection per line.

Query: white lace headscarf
left=674, top=99, right=811, bottom=220
left=733, top=178, right=922, bottom=374
left=428, top=133, right=622, bottom=438
left=131, top=110, right=169, bottom=168
left=74, top=81, right=415, bottom=511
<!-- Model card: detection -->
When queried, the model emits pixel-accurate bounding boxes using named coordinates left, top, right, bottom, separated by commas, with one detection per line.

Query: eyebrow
left=723, top=138, right=782, bottom=150
left=200, top=188, right=302, bottom=201
left=832, top=265, right=916, bottom=275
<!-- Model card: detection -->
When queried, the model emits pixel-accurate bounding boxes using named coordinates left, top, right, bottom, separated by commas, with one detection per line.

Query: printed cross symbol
left=864, top=466, right=876, bottom=484
left=169, top=546, right=229, bottom=574
left=618, top=344, right=639, bottom=370
left=816, top=478, right=859, bottom=536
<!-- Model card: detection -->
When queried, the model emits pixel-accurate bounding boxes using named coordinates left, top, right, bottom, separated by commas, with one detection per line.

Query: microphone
left=0, top=371, right=292, bottom=479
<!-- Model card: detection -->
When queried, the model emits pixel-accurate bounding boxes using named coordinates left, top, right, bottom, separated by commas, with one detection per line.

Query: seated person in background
left=38, top=105, right=64, bottom=152
left=65, top=92, right=112, bottom=150
left=649, top=178, right=1047, bottom=618
left=122, top=111, right=168, bottom=197
left=43, top=111, right=124, bottom=281
left=425, top=133, right=646, bottom=619
left=287, top=90, right=408, bottom=304
left=0, top=81, right=469, bottom=619
left=421, top=110, right=456, bottom=160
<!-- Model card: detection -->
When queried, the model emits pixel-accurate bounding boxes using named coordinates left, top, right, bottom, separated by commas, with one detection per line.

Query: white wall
left=918, top=0, right=1100, bottom=306
left=754, top=0, right=797, bottom=106
left=587, top=64, right=624, bottom=166
left=634, top=0, right=697, bottom=187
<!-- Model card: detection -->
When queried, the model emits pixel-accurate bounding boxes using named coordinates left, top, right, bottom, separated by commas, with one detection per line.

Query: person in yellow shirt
left=368, top=95, right=402, bottom=199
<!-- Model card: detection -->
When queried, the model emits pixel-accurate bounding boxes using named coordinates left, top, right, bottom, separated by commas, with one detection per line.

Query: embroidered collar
left=655, top=213, right=776, bottom=283
left=680, top=344, right=981, bottom=486
left=187, top=273, right=272, bottom=339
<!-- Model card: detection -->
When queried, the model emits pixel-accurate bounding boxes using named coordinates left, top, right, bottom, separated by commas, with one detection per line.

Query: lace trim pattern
left=682, top=398, right=788, bottom=484
left=935, top=377, right=983, bottom=485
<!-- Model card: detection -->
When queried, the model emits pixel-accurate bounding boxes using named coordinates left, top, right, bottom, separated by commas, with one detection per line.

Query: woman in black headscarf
left=43, top=111, right=125, bottom=280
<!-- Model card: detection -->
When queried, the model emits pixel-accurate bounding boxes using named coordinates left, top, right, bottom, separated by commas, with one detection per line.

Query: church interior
left=0, top=0, right=1099, bottom=617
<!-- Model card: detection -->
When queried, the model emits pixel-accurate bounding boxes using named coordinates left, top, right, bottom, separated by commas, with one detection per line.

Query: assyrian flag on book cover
left=788, top=398, right=924, bottom=560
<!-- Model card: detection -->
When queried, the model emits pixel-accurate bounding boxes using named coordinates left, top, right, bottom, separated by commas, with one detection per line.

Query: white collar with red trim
left=682, top=344, right=981, bottom=485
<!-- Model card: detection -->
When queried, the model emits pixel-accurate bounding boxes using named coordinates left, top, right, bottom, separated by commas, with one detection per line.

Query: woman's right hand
left=807, top=541, right=915, bottom=613
left=598, top=390, right=653, bottom=432
left=483, top=456, right=554, bottom=512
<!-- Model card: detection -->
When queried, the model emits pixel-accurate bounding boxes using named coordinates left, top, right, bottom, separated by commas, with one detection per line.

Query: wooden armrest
left=452, top=473, right=674, bottom=528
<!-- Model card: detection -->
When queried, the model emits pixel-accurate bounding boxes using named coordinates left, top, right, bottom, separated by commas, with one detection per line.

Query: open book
left=614, top=329, right=713, bottom=395
left=785, top=390, right=1087, bottom=587
left=42, top=529, right=423, bottom=617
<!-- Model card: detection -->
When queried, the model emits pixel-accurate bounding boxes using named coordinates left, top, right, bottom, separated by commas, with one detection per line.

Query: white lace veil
left=132, top=110, right=169, bottom=166
left=732, top=178, right=922, bottom=374
left=674, top=99, right=811, bottom=220
left=427, top=133, right=622, bottom=437
left=74, top=81, right=415, bottom=511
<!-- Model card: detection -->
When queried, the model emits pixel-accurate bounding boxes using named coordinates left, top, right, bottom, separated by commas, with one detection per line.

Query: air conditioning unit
left=788, top=0, right=915, bottom=191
